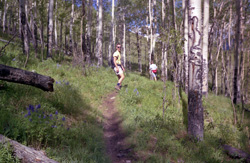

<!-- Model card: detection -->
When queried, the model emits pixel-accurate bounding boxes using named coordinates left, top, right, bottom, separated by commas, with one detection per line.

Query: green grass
left=0, top=49, right=116, bottom=162
left=1, top=38, right=250, bottom=162
left=115, top=73, right=250, bottom=162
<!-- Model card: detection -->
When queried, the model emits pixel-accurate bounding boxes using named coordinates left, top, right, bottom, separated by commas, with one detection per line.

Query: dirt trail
left=101, top=91, right=135, bottom=163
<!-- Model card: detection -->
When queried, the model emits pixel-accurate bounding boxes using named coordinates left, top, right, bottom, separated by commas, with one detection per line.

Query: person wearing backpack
left=111, top=43, right=125, bottom=90
left=149, top=60, right=157, bottom=81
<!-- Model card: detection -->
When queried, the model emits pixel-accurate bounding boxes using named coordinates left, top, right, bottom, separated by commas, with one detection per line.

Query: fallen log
left=0, top=134, right=58, bottom=163
left=222, top=144, right=250, bottom=162
left=0, top=64, right=54, bottom=92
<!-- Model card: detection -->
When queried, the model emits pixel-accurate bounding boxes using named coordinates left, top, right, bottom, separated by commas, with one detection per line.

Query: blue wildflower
left=12, top=58, right=16, bottom=61
left=29, top=118, right=32, bottom=122
left=36, top=104, right=41, bottom=109
left=51, top=125, right=54, bottom=128
left=54, top=125, right=57, bottom=128
left=43, top=115, right=46, bottom=119
left=136, top=91, right=139, bottom=96
left=133, top=88, right=137, bottom=92
left=56, top=81, right=58, bottom=84
left=55, top=111, right=58, bottom=115
left=27, top=111, right=31, bottom=116
left=62, top=117, right=66, bottom=121
left=29, top=105, right=35, bottom=112
left=65, top=82, right=69, bottom=85
left=24, top=114, right=28, bottom=118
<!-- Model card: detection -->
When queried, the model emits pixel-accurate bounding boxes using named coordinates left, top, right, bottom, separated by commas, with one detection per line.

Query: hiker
left=112, top=43, right=125, bottom=90
left=149, top=60, right=157, bottom=81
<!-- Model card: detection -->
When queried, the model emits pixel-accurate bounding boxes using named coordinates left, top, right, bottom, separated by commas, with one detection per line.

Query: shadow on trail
left=102, top=91, right=137, bottom=163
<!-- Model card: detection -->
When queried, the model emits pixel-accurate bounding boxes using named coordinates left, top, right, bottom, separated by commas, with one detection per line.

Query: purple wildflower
left=27, top=111, right=31, bottom=116
left=43, top=115, right=46, bottom=119
left=29, top=118, right=32, bottom=122
left=24, top=114, right=28, bottom=118
left=36, top=104, right=41, bottom=109
left=49, top=114, right=53, bottom=119
left=133, top=88, right=137, bottom=92
left=65, top=82, right=69, bottom=85
left=62, top=117, right=66, bottom=121
left=29, top=105, right=35, bottom=112
left=136, top=91, right=139, bottom=96
left=55, top=111, right=58, bottom=115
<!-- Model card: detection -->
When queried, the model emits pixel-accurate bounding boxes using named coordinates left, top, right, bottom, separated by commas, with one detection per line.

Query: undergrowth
left=116, top=73, right=250, bottom=163
left=1, top=40, right=250, bottom=162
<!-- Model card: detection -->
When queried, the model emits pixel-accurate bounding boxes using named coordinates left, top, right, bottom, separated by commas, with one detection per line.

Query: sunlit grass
left=116, top=72, right=250, bottom=162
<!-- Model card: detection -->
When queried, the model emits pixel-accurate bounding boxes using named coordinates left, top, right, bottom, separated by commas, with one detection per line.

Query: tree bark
left=20, top=0, right=29, bottom=67
left=0, top=134, right=58, bottom=162
left=202, top=0, right=209, bottom=96
left=86, top=0, right=92, bottom=64
left=222, top=144, right=250, bottom=162
left=122, top=10, right=126, bottom=68
left=0, top=64, right=54, bottom=92
left=3, top=0, right=8, bottom=33
left=47, top=0, right=54, bottom=58
left=31, top=0, right=38, bottom=58
left=54, top=0, right=58, bottom=47
left=96, top=0, right=103, bottom=66
left=70, top=0, right=75, bottom=57
left=233, top=0, right=242, bottom=104
left=161, top=0, right=167, bottom=80
left=183, top=0, right=188, bottom=93
left=188, top=0, right=204, bottom=141
left=136, top=30, right=142, bottom=73
left=108, top=0, right=115, bottom=66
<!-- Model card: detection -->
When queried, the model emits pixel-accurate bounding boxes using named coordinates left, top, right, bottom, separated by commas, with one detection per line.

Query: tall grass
left=116, top=72, right=250, bottom=162
left=1, top=39, right=249, bottom=162
left=0, top=49, right=117, bottom=162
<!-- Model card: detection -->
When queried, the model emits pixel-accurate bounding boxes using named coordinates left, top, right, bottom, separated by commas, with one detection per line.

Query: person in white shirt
left=149, top=60, right=157, bottom=81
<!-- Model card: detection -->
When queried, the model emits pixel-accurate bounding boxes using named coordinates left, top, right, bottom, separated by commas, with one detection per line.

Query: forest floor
left=101, top=91, right=136, bottom=163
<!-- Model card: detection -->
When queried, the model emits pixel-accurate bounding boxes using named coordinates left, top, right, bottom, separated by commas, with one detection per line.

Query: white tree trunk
left=86, top=0, right=92, bottom=64
left=183, top=0, right=188, bottom=93
left=96, top=0, right=103, bottom=66
left=3, top=0, right=8, bottom=33
left=47, top=0, right=54, bottom=58
left=202, top=0, right=209, bottom=96
left=122, top=11, right=126, bottom=67
left=54, top=0, right=58, bottom=47
left=149, top=0, right=153, bottom=63
left=108, top=0, right=115, bottom=66
left=95, top=0, right=99, bottom=59
left=188, top=0, right=204, bottom=141
left=70, top=0, right=75, bottom=57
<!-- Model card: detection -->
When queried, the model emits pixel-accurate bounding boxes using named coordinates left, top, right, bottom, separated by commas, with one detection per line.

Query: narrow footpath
left=101, top=91, right=136, bottom=163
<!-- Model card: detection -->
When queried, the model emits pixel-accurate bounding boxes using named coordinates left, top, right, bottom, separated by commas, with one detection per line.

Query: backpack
left=111, top=56, right=115, bottom=69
